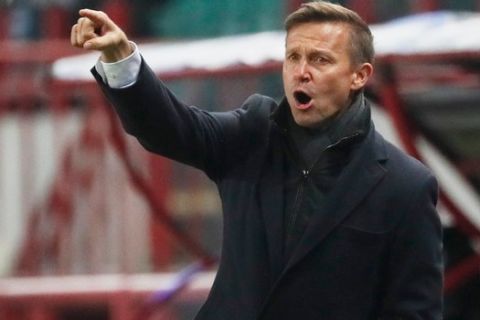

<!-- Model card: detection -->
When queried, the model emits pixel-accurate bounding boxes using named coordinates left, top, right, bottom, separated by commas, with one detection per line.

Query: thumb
left=84, top=35, right=110, bottom=50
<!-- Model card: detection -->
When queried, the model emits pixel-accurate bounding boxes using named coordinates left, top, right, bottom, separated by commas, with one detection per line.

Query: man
left=71, top=1, right=443, bottom=319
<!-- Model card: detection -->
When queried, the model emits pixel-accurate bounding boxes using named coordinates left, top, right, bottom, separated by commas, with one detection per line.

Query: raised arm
left=71, top=10, right=272, bottom=179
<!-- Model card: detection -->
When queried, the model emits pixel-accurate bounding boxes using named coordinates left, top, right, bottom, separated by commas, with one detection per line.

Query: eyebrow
left=285, top=47, right=334, bottom=57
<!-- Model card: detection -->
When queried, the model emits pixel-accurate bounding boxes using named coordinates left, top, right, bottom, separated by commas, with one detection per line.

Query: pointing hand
left=71, top=9, right=132, bottom=62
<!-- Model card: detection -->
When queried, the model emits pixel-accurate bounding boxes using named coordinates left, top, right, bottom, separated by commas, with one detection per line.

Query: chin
left=293, top=117, right=316, bottom=128
left=293, top=114, right=327, bottom=128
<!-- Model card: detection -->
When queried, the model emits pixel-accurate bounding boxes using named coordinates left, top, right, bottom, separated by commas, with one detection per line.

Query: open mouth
left=294, top=90, right=312, bottom=106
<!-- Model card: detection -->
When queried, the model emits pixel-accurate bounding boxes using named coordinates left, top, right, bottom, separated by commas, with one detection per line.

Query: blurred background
left=0, top=0, right=480, bottom=319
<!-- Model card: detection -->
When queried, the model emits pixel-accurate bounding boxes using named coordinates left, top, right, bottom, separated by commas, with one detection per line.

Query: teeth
left=294, top=91, right=312, bottom=104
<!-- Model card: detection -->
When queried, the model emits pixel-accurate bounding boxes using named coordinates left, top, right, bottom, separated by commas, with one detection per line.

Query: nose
left=294, top=59, right=312, bottom=82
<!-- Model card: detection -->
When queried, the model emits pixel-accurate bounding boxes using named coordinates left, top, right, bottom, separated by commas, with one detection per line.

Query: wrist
left=101, top=39, right=133, bottom=63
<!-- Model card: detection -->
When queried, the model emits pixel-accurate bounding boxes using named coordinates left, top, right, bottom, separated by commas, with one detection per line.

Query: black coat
left=93, top=60, right=443, bottom=320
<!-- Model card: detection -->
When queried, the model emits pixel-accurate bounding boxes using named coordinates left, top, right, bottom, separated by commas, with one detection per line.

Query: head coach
left=71, top=1, right=443, bottom=319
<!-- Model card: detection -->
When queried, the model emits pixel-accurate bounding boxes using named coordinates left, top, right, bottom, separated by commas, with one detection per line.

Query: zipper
left=325, top=131, right=362, bottom=150
left=285, top=131, right=362, bottom=236
left=287, top=169, right=309, bottom=234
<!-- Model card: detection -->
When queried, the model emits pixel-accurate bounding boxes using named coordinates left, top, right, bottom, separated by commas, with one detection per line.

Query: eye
left=286, top=52, right=300, bottom=62
left=311, top=55, right=328, bottom=64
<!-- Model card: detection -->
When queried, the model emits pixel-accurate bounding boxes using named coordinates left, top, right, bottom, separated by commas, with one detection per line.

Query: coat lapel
left=257, top=125, right=287, bottom=281
left=284, top=129, right=388, bottom=272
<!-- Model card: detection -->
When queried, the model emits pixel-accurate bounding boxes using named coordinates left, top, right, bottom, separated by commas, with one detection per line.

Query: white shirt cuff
left=94, top=41, right=141, bottom=89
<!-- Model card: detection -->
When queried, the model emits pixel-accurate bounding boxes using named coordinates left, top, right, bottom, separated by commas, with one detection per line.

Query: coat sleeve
left=380, top=173, right=443, bottom=319
left=91, top=58, right=268, bottom=180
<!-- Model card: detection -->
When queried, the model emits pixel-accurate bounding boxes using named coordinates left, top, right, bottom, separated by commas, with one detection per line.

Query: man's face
left=283, top=22, right=371, bottom=128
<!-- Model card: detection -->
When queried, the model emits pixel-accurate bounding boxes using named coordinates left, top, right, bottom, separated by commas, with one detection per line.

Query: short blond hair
left=284, top=1, right=374, bottom=65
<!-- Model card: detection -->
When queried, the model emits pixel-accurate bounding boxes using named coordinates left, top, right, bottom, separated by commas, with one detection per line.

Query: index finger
left=79, top=9, right=113, bottom=28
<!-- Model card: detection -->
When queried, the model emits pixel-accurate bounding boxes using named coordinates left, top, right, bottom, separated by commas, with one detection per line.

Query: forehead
left=285, top=22, right=351, bottom=51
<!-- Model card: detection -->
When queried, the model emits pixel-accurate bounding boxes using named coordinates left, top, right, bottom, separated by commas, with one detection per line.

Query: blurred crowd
left=1, top=0, right=479, bottom=41
left=0, top=0, right=169, bottom=40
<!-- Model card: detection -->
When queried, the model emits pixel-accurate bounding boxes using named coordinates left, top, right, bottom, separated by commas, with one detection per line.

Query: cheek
left=323, top=74, right=353, bottom=97
left=282, top=74, right=295, bottom=96
left=281, top=69, right=288, bottom=85
left=282, top=67, right=292, bottom=83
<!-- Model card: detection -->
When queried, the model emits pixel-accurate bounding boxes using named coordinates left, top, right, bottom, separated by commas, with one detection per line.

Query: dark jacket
left=93, top=60, right=443, bottom=320
left=280, top=92, right=371, bottom=260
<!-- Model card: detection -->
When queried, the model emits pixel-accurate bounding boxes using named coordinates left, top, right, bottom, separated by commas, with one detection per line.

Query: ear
left=351, top=63, right=373, bottom=91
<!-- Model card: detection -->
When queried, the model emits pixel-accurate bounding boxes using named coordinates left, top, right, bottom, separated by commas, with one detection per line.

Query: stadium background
left=0, top=0, right=480, bottom=319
